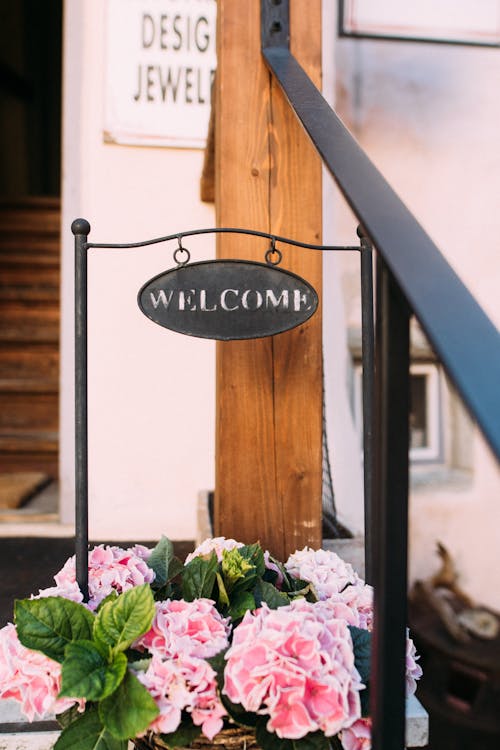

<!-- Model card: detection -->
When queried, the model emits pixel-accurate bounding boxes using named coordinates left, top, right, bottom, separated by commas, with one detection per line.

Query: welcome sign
left=138, top=260, right=319, bottom=340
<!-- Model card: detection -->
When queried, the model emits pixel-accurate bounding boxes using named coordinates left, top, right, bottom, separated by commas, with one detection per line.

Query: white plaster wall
left=322, top=1, right=365, bottom=535
left=60, top=1, right=215, bottom=540
left=333, top=33, right=500, bottom=607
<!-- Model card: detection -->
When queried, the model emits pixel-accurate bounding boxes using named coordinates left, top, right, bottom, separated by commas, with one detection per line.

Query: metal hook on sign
left=265, top=237, right=282, bottom=266
left=173, top=235, right=191, bottom=266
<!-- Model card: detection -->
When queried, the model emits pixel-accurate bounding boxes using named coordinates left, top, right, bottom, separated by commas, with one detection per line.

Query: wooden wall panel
left=215, top=1, right=323, bottom=560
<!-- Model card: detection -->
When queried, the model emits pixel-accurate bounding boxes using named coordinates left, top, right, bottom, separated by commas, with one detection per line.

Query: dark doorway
left=0, top=1, right=63, bottom=511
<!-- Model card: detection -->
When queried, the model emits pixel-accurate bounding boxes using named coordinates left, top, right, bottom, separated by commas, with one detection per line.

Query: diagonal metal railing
left=261, top=2, right=500, bottom=749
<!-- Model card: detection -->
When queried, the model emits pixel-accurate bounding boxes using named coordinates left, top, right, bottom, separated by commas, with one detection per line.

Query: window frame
left=353, top=361, right=443, bottom=463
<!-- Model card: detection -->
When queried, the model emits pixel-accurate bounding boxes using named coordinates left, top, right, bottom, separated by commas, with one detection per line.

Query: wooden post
left=215, top=1, right=323, bottom=560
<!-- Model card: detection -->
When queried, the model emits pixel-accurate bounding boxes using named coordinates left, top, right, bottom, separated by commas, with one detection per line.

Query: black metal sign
left=138, top=259, right=318, bottom=340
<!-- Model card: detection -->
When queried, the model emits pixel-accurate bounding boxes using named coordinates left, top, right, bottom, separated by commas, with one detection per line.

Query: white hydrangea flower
left=285, top=546, right=361, bottom=599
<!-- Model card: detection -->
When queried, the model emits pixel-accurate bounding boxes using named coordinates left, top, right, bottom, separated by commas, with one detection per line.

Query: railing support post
left=72, top=218, right=90, bottom=602
left=359, top=229, right=375, bottom=584
left=371, top=256, right=410, bottom=750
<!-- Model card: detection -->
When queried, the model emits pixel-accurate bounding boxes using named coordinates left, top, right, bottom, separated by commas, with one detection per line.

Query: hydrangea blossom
left=136, top=653, right=226, bottom=740
left=185, top=537, right=244, bottom=564
left=0, top=623, right=83, bottom=721
left=340, top=583, right=374, bottom=632
left=405, top=631, right=423, bottom=696
left=341, top=717, right=372, bottom=750
left=133, top=598, right=230, bottom=740
left=43, top=544, right=155, bottom=610
left=285, top=547, right=361, bottom=599
left=291, top=596, right=359, bottom=629
left=134, top=598, right=231, bottom=659
left=284, top=548, right=422, bottom=700
left=223, top=601, right=363, bottom=739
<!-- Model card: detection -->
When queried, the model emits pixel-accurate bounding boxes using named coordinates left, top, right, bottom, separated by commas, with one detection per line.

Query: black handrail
left=262, top=45, right=500, bottom=462
left=261, top=4, right=499, bottom=750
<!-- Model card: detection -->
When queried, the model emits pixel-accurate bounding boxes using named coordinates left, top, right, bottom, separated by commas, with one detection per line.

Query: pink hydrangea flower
left=291, top=596, right=359, bottom=629
left=405, top=631, right=423, bottom=696
left=223, top=601, right=363, bottom=739
left=185, top=537, right=244, bottom=563
left=135, top=598, right=230, bottom=659
left=341, top=717, right=372, bottom=750
left=340, top=584, right=374, bottom=632
left=136, top=654, right=226, bottom=740
left=0, top=623, right=84, bottom=721
left=285, top=547, right=361, bottom=599
left=36, top=580, right=84, bottom=604
left=47, top=544, right=155, bottom=610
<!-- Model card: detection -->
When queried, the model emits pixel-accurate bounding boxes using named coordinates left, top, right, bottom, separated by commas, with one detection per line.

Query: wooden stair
left=0, top=197, right=60, bottom=476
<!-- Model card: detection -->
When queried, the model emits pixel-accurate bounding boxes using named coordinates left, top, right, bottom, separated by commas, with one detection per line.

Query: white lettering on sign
left=150, top=288, right=313, bottom=312
left=220, top=289, right=239, bottom=312
left=150, top=290, right=174, bottom=309
left=105, top=0, right=217, bottom=148
left=265, top=289, right=289, bottom=310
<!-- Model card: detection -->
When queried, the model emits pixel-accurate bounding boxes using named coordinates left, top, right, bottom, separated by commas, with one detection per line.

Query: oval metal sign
left=138, top=260, right=318, bottom=340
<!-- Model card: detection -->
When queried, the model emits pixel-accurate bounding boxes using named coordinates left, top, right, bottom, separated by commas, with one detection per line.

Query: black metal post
left=72, top=218, right=90, bottom=601
left=359, top=229, right=375, bottom=584
left=370, top=256, right=410, bottom=750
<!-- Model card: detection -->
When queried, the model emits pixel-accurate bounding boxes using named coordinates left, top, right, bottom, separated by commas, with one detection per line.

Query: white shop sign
left=340, top=0, right=500, bottom=45
left=104, top=0, right=216, bottom=149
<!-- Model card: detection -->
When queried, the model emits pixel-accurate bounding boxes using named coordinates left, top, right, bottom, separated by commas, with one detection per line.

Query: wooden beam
left=215, top=1, right=322, bottom=560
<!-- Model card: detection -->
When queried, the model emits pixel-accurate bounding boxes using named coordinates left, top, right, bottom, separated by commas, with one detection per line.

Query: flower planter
left=132, top=726, right=258, bottom=750
left=0, top=535, right=427, bottom=750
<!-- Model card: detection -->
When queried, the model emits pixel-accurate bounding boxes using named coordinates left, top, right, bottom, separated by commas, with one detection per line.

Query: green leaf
left=227, top=590, right=255, bottom=621
left=128, top=657, right=152, bottom=672
left=159, top=715, right=202, bottom=748
left=15, top=597, right=94, bottom=663
left=262, top=555, right=288, bottom=587
left=94, top=584, right=155, bottom=653
left=255, top=580, right=290, bottom=609
left=348, top=625, right=371, bottom=684
left=291, top=731, right=331, bottom=750
left=147, top=536, right=183, bottom=587
left=221, top=548, right=254, bottom=590
left=360, top=684, right=370, bottom=717
left=56, top=703, right=83, bottom=730
left=99, top=670, right=159, bottom=739
left=255, top=718, right=293, bottom=750
left=207, top=648, right=227, bottom=692
left=255, top=720, right=330, bottom=750
left=216, top=571, right=230, bottom=608
left=222, top=695, right=258, bottom=728
left=60, top=640, right=127, bottom=701
left=96, top=592, right=118, bottom=612
left=54, top=707, right=127, bottom=750
left=181, top=553, right=218, bottom=601
left=238, top=543, right=266, bottom=577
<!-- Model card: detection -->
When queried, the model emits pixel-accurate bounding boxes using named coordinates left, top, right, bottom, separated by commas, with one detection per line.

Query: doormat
left=0, top=473, right=50, bottom=509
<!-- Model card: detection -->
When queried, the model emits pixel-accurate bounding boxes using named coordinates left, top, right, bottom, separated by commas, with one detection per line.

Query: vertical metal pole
left=371, top=256, right=410, bottom=750
left=359, top=229, right=375, bottom=584
left=71, top=218, right=90, bottom=602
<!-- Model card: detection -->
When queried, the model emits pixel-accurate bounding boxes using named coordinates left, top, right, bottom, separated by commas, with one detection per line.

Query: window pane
left=410, top=374, right=427, bottom=448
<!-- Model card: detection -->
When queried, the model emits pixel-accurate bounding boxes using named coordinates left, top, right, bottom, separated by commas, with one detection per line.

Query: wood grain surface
left=215, top=1, right=323, bottom=559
